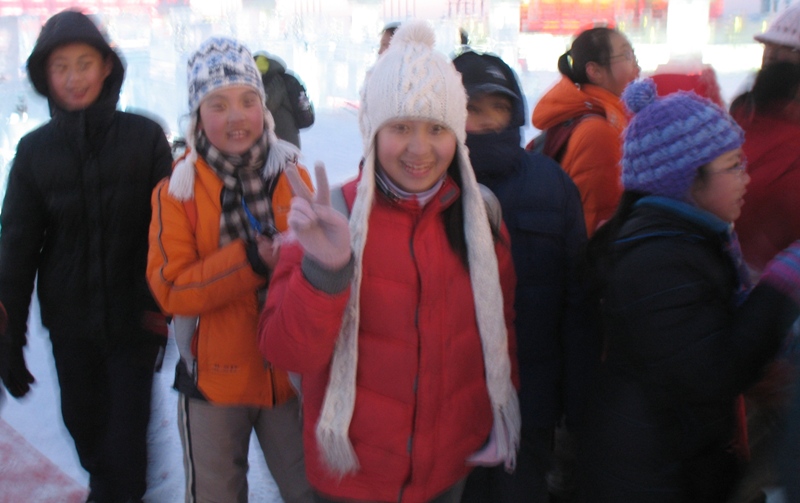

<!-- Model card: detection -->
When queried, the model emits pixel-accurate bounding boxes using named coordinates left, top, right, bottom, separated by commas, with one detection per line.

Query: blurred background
left=0, top=0, right=790, bottom=193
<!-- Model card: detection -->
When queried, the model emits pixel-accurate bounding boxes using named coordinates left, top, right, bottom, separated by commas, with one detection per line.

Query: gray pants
left=178, top=394, right=313, bottom=503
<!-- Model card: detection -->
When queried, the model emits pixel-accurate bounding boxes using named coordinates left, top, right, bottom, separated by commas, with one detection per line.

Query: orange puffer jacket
left=533, top=77, right=628, bottom=236
left=147, top=155, right=311, bottom=406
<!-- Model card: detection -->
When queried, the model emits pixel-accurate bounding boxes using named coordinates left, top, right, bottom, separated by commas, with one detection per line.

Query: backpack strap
left=526, top=110, right=606, bottom=164
left=478, top=184, right=502, bottom=236
left=330, top=185, right=350, bottom=219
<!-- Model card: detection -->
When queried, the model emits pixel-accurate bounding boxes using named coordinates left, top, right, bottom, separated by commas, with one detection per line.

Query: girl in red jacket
left=259, top=20, right=520, bottom=503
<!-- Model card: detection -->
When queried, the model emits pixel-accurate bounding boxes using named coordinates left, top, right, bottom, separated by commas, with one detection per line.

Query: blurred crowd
left=2, top=6, right=800, bottom=503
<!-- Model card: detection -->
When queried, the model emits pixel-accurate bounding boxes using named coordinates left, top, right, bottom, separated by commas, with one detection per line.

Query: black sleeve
left=559, top=173, right=599, bottom=429
left=606, top=240, right=798, bottom=406
left=0, top=139, right=46, bottom=348
left=150, top=124, right=173, bottom=188
left=283, top=73, right=315, bottom=129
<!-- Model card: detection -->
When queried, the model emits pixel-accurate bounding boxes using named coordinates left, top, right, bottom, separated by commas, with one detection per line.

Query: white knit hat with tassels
left=169, top=36, right=299, bottom=201
left=316, top=19, right=521, bottom=477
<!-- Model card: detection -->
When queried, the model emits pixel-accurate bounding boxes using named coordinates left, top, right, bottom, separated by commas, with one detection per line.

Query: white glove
left=285, top=162, right=352, bottom=270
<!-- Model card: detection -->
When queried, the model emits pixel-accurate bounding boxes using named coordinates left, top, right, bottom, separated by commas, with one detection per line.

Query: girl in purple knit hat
left=578, top=78, right=800, bottom=502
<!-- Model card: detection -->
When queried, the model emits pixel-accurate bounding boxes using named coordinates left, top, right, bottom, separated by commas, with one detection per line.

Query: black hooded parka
left=0, top=11, right=172, bottom=350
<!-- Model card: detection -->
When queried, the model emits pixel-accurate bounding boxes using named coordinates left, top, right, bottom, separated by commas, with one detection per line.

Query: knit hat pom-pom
left=623, top=78, right=658, bottom=115
left=392, top=19, right=436, bottom=49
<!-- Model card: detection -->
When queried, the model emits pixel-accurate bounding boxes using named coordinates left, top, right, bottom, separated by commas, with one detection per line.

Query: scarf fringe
left=315, top=422, right=360, bottom=477
left=315, top=297, right=360, bottom=476
left=494, top=389, right=522, bottom=472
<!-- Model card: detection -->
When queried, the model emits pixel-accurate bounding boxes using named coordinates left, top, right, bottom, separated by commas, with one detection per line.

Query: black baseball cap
left=453, top=50, right=520, bottom=102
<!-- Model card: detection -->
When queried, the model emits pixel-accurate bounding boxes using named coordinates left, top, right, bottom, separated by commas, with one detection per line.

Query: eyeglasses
left=709, top=161, right=747, bottom=177
left=608, top=48, right=637, bottom=63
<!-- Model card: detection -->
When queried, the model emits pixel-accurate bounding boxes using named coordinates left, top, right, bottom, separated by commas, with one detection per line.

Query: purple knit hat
left=621, top=78, right=744, bottom=201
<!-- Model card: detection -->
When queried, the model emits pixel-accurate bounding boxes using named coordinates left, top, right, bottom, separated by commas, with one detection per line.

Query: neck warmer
left=466, top=129, right=523, bottom=181
left=375, top=167, right=446, bottom=207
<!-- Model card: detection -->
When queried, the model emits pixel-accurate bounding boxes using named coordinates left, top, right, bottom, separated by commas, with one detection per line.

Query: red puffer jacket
left=732, top=109, right=800, bottom=274
left=259, top=176, right=518, bottom=502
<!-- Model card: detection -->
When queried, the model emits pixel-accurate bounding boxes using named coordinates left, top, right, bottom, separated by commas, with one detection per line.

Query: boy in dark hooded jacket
left=454, top=50, right=597, bottom=502
left=0, top=9, right=171, bottom=503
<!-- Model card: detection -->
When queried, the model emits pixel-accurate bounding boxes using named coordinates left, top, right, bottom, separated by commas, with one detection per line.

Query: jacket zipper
left=399, top=220, right=423, bottom=502
left=267, top=361, right=276, bottom=406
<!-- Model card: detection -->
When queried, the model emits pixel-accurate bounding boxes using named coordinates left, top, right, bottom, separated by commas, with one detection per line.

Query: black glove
left=0, top=302, right=34, bottom=398
left=1, top=343, right=35, bottom=398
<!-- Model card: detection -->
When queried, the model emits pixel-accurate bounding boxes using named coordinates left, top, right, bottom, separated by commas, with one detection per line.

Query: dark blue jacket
left=467, top=115, right=595, bottom=431
left=580, top=197, right=799, bottom=502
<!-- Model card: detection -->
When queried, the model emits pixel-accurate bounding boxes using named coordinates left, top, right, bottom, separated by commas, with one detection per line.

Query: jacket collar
left=634, top=195, right=730, bottom=236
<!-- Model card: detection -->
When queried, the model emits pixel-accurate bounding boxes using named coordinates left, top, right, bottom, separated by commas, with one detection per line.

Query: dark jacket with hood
left=458, top=51, right=597, bottom=431
left=255, top=52, right=314, bottom=148
left=0, top=11, right=172, bottom=350
left=579, top=196, right=799, bottom=502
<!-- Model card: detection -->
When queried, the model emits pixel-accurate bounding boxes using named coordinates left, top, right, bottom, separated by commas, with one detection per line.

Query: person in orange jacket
left=532, top=26, right=640, bottom=236
left=147, top=37, right=314, bottom=503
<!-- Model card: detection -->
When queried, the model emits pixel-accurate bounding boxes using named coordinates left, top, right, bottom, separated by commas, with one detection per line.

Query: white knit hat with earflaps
left=169, top=36, right=299, bottom=201
left=315, top=19, right=521, bottom=477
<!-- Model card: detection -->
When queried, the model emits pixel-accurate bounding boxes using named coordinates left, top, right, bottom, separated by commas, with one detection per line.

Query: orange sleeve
left=271, top=165, right=314, bottom=232
left=147, top=179, right=265, bottom=316
left=560, top=118, right=624, bottom=236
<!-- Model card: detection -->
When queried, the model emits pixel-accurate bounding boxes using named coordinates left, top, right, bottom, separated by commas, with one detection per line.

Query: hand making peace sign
left=285, top=162, right=352, bottom=271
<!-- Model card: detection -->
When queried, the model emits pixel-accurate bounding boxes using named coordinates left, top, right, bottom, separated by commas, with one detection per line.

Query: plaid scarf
left=195, top=130, right=272, bottom=246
